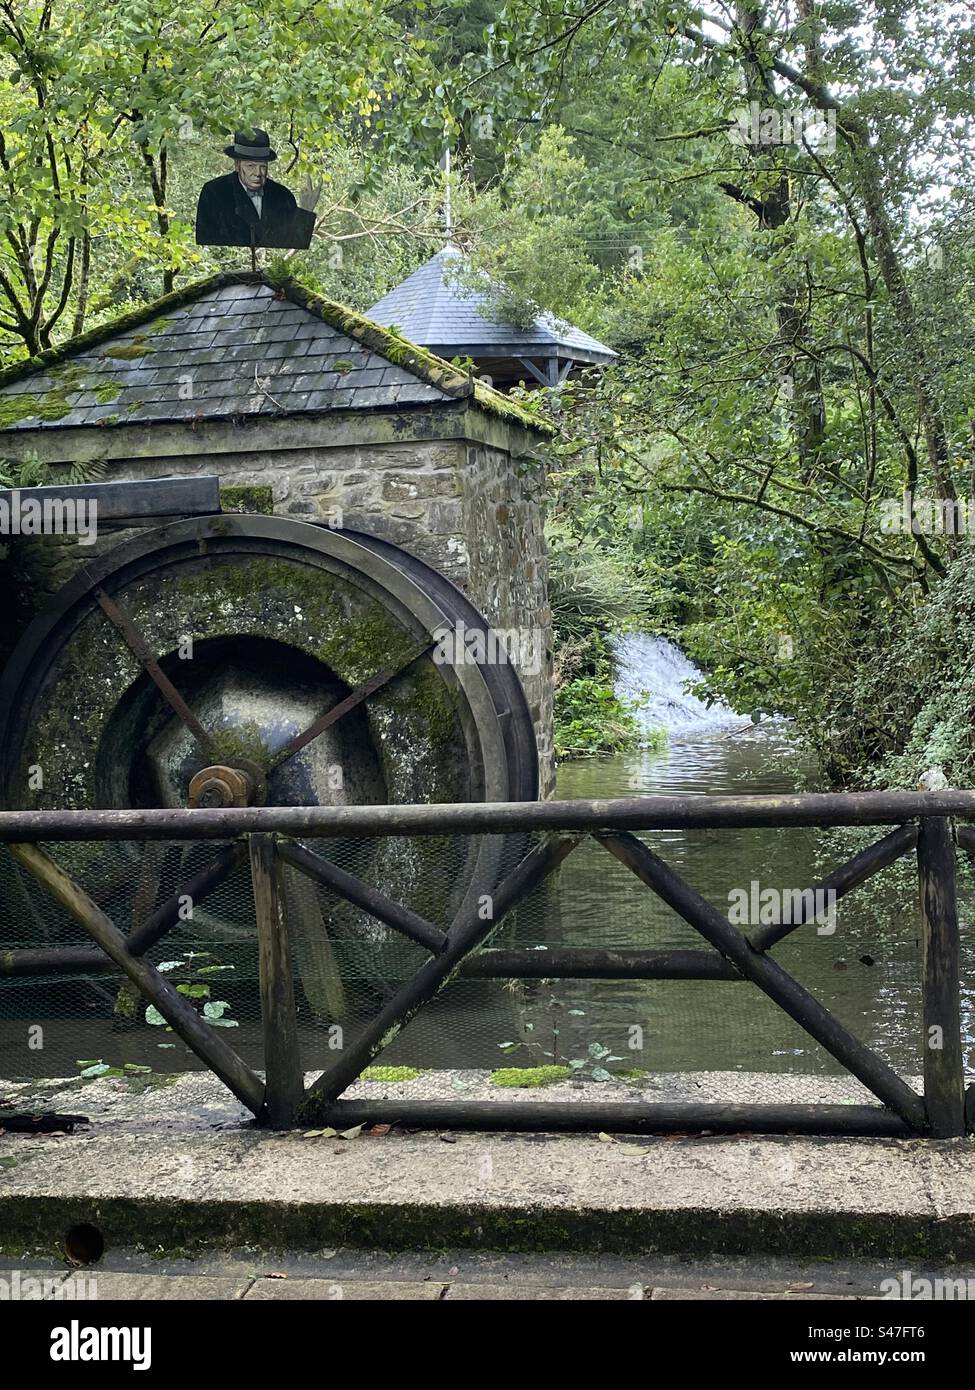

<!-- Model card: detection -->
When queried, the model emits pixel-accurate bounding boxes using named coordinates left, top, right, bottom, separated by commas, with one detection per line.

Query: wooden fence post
left=249, top=834, right=304, bottom=1128
left=917, top=817, right=967, bottom=1136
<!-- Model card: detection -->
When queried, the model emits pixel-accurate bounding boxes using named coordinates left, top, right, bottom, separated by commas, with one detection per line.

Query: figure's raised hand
left=298, top=177, right=323, bottom=212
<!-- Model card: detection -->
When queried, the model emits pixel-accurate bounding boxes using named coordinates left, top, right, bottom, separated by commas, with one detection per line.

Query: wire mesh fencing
left=2, top=799, right=970, bottom=1140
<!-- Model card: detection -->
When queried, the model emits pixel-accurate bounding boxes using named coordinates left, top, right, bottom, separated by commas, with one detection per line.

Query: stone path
left=1, top=1249, right=948, bottom=1300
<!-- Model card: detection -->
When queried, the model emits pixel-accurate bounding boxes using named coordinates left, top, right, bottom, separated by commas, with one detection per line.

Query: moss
left=360, top=1065, right=426, bottom=1083
left=208, top=721, right=271, bottom=767
left=95, top=381, right=122, bottom=404
left=113, top=981, right=140, bottom=1020
left=219, top=484, right=274, bottom=515
left=384, top=659, right=458, bottom=747
left=123, top=1073, right=179, bottom=1096
left=0, top=390, right=77, bottom=426
left=490, top=1066, right=573, bottom=1088
left=102, top=339, right=154, bottom=360
left=314, top=607, right=422, bottom=688
left=35, top=394, right=76, bottom=421
left=51, top=364, right=90, bottom=392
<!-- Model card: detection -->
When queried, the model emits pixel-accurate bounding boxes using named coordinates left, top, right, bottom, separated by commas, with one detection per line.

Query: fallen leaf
left=302, top=1127, right=338, bottom=1139
left=367, top=1123, right=392, bottom=1137
left=597, top=1132, right=616, bottom=1143
left=338, top=1125, right=364, bottom=1140
left=267, top=1272, right=288, bottom=1280
left=439, top=1132, right=457, bottom=1144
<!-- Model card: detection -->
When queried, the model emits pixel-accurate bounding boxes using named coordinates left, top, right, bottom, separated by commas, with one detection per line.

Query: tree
left=443, top=1, right=975, bottom=782
left=0, top=0, right=452, bottom=357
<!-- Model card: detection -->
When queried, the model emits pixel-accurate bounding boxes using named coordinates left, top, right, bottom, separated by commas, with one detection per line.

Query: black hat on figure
left=223, top=129, right=277, bottom=161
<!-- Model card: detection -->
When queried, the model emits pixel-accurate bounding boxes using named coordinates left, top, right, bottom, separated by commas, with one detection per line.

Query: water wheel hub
left=187, top=764, right=252, bottom=809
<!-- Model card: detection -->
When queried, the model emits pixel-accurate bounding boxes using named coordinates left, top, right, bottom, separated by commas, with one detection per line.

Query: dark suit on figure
left=195, top=173, right=316, bottom=249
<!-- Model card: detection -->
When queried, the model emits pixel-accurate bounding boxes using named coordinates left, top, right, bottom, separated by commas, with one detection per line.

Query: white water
left=612, top=632, right=748, bottom=739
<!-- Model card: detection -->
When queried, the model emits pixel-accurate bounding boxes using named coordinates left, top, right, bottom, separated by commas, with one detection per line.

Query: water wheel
left=0, top=514, right=539, bottom=1020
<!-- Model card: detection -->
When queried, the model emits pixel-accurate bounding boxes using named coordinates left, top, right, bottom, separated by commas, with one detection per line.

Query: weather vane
left=195, top=127, right=322, bottom=262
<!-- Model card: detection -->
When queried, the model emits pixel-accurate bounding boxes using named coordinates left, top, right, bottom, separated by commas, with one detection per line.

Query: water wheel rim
left=0, top=514, right=535, bottom=808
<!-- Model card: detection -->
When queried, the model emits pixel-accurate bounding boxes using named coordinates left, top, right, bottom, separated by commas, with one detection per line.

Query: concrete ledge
left=3, top=1073, right=974, bottom=1262
left=3, top=1191, right=971, bottom=1262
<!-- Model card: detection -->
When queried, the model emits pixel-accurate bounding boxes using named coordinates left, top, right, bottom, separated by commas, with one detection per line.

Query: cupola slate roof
left=0, top=271, right=551, bottom=435
left=367, top=245, right=616, bottom=386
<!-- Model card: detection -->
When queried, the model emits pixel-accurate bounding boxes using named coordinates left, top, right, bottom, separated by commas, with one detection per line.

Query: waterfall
left=612, top=633, right=748, bottom=739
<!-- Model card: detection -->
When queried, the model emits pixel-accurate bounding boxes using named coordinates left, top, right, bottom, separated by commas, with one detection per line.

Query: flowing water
left=531, top=634, right=974, bottom=1079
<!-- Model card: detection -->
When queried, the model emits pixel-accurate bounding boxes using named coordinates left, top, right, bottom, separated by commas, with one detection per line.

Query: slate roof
left=0, top=272, right=552, bottom=435
left=367, top=245, right=617, bottom=364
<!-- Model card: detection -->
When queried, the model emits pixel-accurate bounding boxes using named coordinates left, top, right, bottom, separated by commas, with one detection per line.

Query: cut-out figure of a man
left=195, top=129, right=321, bottom=249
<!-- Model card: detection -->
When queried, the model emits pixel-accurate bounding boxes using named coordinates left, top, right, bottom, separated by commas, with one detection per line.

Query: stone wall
left=1, top=403, right=555, bottom=792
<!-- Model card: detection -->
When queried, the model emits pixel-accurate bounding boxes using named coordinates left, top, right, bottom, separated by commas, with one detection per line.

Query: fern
left=0, top=451, right=106, bottom=489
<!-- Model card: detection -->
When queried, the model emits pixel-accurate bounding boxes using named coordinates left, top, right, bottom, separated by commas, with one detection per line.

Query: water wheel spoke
left=268, top=640, right=432, bottom=773
left=92, top=585, right=215, bottom=760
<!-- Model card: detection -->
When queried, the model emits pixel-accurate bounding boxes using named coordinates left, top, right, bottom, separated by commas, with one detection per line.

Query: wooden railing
left=1, top=792, right=973, bottom=1138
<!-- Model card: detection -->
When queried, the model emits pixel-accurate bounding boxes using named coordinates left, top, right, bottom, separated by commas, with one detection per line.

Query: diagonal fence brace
left=597, top=831, right=927, bottom=1133
left=8, top=841, right=266, bottom=1119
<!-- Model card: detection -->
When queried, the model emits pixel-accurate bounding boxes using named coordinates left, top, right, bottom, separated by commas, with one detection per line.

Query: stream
left=536, top=634, right=973, bottom=1078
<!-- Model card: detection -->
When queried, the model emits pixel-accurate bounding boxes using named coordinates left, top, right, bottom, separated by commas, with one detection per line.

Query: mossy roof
left=0, top=271, right=554, bottom=436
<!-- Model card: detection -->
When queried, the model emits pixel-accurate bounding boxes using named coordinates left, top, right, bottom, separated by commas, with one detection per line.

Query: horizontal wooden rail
left=0, top=944, right=741, bottom=982
left=324, top=1100, right=911, bottom=1137
left=2, top=791, right=975, bottom=841
left=0, top=475, right=221, bottom=523
left=462, top=947, right=740, bottom=980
